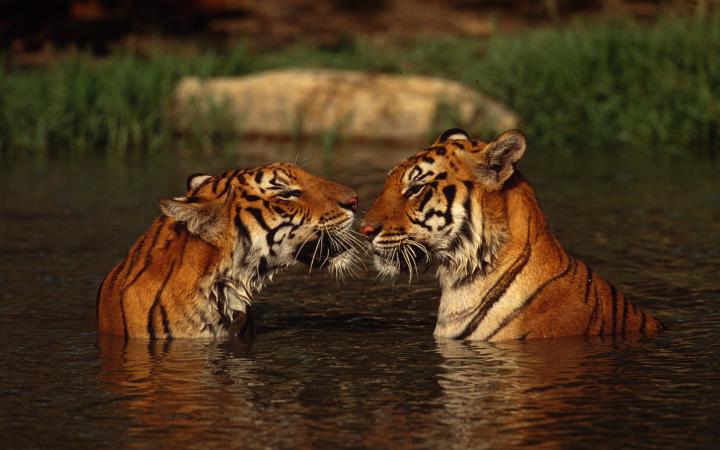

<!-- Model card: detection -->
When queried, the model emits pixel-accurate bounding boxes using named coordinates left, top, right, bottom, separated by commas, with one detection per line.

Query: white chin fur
left=373, top=254, right=400, bottom=280
left=326, top=247, right=361, bottom=280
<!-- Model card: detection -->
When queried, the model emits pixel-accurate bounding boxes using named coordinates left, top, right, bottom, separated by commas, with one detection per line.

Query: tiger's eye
left=405, top=185, right=423, bottom=197
left=277, top=190, right=301, bottom=199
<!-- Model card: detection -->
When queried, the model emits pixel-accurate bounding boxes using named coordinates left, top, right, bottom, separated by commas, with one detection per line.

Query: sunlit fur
left=362, top=129, right=662, bottom=341
left=97, top=163, right=364, bottom=339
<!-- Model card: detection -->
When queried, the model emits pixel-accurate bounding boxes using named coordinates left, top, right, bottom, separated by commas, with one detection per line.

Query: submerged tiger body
left=97, top=163, right=361, bottom=339
left=361, top=129, right=662, bottom=341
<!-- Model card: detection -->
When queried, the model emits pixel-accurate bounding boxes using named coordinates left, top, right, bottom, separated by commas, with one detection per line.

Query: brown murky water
left=1, top=142, right=719, bottom=448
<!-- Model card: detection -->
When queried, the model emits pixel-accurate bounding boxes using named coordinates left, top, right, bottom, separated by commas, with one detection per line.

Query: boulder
left=173, top=69, right=518, bottom=141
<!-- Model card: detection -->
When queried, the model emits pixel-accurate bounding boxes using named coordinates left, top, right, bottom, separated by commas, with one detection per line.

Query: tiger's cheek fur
left=234, top=206, right=310, bottom=271
left=405, top=183, right=473, bottom=253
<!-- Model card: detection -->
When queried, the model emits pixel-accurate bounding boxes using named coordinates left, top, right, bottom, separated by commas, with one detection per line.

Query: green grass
left=1, top=14, right=719, bottom=161
left=474, top=17, right=720, bottom=154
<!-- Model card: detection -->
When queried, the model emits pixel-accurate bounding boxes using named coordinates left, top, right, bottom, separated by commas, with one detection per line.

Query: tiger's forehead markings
left=394, top=146, right=459, bottom=181
left=244, top=166, right=297, bottom=192
left=191, top=169, right=255, bottom=194
left=189, top=165, right=306, bottom=198
left=388, top=150, right=438, bottom=181
left=388, top=139, right=474, bottom=181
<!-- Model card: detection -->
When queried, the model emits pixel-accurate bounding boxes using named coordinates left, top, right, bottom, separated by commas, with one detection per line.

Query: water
left=1, top=142, right=719, bottom=448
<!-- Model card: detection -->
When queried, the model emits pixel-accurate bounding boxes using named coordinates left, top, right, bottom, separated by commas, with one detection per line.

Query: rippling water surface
left=1, top=143, right=719, bottom=448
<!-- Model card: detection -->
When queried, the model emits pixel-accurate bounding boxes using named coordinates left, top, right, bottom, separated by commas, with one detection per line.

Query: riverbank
left=1, top=14, right=718, bottom=160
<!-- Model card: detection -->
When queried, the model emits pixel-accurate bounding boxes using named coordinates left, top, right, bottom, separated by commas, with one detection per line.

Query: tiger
left=97, top=163, right=363, bottom=339
left=360, top=128, right=662, bottom=341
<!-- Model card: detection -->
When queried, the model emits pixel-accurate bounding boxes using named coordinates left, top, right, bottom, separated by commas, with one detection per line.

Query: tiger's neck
left=162, top=220, right=267, bottom=334
left=434, top=175, right=564, bottom=340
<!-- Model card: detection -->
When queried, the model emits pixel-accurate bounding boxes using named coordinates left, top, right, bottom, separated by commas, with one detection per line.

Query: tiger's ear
left=435, top=128, right=471, bottom=143
left=475, top=130, right=526, bottom=190
left=159, top=197, right=224, bottom=242
left=186, top=173, right=212, bottom=191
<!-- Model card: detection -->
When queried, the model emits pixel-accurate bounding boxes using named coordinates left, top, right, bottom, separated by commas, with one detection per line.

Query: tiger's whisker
left=294, top=230, right=319, bottom=261
left=308, top=231, right=323, bottom=274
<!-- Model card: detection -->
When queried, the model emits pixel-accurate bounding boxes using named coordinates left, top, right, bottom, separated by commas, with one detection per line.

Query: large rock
left=173, top=69, right=518, bottom=141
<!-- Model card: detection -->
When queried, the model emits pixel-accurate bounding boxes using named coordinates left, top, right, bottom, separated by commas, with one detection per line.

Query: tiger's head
left=360, top=128, right=527, bottom=285
left=159, top=163, right=362, bottom=283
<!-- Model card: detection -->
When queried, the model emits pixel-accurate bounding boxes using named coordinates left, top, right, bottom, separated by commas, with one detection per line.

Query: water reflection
left=94, top=330, right=682, bottom=448
left=95, top=327, right=447, bottom=448
left=96, top=335, right=255, bottom=445
left=2, top=145, right=720, bottom=447
left=437, top=338, right=604, bottom=447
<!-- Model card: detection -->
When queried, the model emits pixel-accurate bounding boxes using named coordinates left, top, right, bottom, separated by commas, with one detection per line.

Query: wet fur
left=97, top=163, right=361, bottom=339
left=362, top=130, right=662, bottom=341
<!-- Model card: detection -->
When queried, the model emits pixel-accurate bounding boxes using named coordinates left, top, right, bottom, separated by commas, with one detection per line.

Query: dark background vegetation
left=1, top=0, right=710, bottom=51
left=1, top=0, right=718, bottom=160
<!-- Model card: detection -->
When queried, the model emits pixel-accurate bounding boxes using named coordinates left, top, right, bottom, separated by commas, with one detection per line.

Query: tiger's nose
left=340, top=196, right=358, bottom=211
left=360, top=223, right=382, bottom=239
